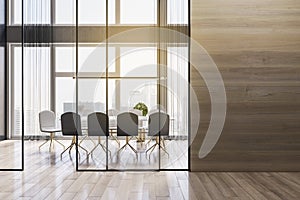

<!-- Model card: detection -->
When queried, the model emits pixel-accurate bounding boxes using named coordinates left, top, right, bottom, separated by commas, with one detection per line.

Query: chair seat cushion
left=42, top=128, right=61, bottom=133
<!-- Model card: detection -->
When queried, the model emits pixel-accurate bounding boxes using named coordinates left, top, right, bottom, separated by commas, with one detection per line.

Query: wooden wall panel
left=190, top=0, right=300, bottom=171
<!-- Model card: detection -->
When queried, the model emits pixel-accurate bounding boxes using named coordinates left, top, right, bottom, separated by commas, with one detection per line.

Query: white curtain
left=22, top=0, right=51, bottom=136
left=166, top=0, right=189, bottom=137
left=167, top=47, right=189, bottom=137
left=23, top=47, right=51, bottom=136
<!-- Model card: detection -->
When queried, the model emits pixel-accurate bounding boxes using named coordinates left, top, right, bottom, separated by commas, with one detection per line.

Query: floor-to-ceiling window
left=6, top=0, right=190, bottom=171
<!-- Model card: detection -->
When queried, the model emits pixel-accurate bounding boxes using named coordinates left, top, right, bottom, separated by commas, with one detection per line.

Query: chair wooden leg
left=146, top=137, right=169, bottom=157
left=110, top=130, right=120, bottom=146
left=40, top=133, right=65, bottom=152
left=61, top=142, right=74, bottom=159
left=100, top=144, right=112, bottom=157
left=146, top=143, right=157, bottom=154
left=49, top=138, right=53, bottom=152
left=149, top=143, right=158, bottom=155
left=160, top=145, right=169, bottom=157
left=53, top=139, right=65, bottom=149
left=79, top=135, right=87, bottom=145
left=118, top=143, right=127, bottom=153
left=89, top=143, right=100, bottom=156
left=146, top=138, right=152, bottom=146
left=89, top=137, right=111, bottom=158
left=69, top=143, right=75, bottom=154
left=117, top=136, right=137, bottom=155
left=61, top=136, right=88, bottom=159
left=147, top=137, right=160, bottom=154
left=79, top=135, right=96, bottom=146
left=161, top=137, right=166, bottom=148
left=39, top=140, right=49, bottom=151
left=128, top=143, right=138, bottom=153
left=39, top=133, right=54, bottom=152
left=78, top=144, right=89, bottom=159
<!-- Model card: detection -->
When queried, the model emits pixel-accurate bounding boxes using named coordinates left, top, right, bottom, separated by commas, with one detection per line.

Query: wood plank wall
left=190, top=0, right=300, bottom=171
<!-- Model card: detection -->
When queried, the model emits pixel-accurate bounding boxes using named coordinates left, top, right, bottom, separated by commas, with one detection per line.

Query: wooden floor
left=0, top=140, right=300, bottom=200
left=0, top=137, right=189, bottom=170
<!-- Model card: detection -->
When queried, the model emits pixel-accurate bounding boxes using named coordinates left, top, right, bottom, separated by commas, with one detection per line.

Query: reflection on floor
left=0, top=138, right=188, bottom=170
left=1, top=140, right=300, bottom=199
left=0, top=140, right=22, bottom=169
left=77, top=137, right=189, bottom=170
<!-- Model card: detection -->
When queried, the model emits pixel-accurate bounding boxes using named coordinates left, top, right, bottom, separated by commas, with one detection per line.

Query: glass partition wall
left=7, top=0, right=189, bottom=171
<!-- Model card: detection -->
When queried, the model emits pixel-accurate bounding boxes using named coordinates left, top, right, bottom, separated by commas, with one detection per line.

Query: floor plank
left=0, top=140, right=299, bottom=200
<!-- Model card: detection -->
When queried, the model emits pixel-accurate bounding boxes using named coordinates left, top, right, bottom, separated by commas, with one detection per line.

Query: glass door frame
left=75, top=0, right=191, bottom=172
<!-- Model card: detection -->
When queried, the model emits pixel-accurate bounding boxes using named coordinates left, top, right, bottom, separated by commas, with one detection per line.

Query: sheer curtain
left=23, top=47, right=51, bottom=136
left=167, top=47, right=189, bottom=137
left=22, top=0, right=51, bottom=136
left=165, top=0, right=189, bottom=137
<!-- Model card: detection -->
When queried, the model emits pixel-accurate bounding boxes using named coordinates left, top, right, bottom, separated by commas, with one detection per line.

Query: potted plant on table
left=134, top=102, right=148, bottom=116
left=134, top=102, right=148, bottom=142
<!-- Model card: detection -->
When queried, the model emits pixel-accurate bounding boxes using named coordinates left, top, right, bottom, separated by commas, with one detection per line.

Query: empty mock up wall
left=190, top=0, right=300, bottom=171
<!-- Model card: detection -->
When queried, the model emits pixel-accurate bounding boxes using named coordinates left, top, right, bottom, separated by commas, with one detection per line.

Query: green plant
left=134, top=102, right=148, bottom=116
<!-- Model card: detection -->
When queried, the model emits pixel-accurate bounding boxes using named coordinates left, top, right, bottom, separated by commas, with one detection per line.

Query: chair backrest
left=87, top=112, right=109, bottom=137
left=117, top=112, right=138, bottom=136
left=39, top=110, right=56, bottom=132
left=129, top=109, right=143, bottom=116
left=148, top=108, right=166, bottom=116
left=148, top=112, right=169, bottom=136
left=61, top=112, right=82, bottom=136
left=150, top=105, right=166, bottom=112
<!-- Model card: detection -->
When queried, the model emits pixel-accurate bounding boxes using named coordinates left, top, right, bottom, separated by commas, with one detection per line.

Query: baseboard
left=0, top=136, right=5, bottom=140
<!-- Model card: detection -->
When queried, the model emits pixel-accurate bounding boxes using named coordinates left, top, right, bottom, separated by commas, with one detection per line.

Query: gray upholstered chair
left=149, top=105, right=166, bottom=114
left=146, top=112, right=170, bottom=156
left=129, top=108, right=143, bottom=116
left=117, top=112, right=138, bottom=155
left=39, top=110, right=65, bottom=151
left=87, top=112, right=111, bottom=156
left=60, top=112, right=88, bottom=159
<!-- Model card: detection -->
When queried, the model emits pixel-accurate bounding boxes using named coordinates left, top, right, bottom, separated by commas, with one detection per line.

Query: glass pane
left=79, top=0, right=106, bottom=24
left=0, top=0, right=4, bottom=24
left=55, top=77, right=76, bottom=117
left=78, top=45, right=115, bottom=73
left=120, top=47, right=157, bottom=77
left=55, top=46, right=76, bottom=72
left=77, top=78, right=107, bottom=169
left=120, top=0, right=157, bottom=24
left=12, top=0, right=22, bottom=24
left=108, top=78, right=159, bottom=170
left=11, top=47, right=51, bottom=137
left=23, top=47, right=51, bottom=136
left=13, top=0, right=51, bottom=24
left=11, top=47, right=22, bottom=137
left=24, top=0, right=51, bottom=24
left=160, top=46, right=189, bottom=169
left=2, top=46, right=22, bottom=169
left=55, top=0, right=115, bottom=24
left=78, top=79, right=106, bottom=116
left=119, top=79, right=157, bottom=112
left=167, top=0, right=188, bottom=24
left=79, top=0, right=115, bottom=24
left=55, top=0, right=75, bottom=24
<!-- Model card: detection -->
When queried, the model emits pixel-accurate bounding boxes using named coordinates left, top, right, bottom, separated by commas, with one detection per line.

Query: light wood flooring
left=0, top=140, right=300, bottom=199
left=0, top=137, right=189, bottom=170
